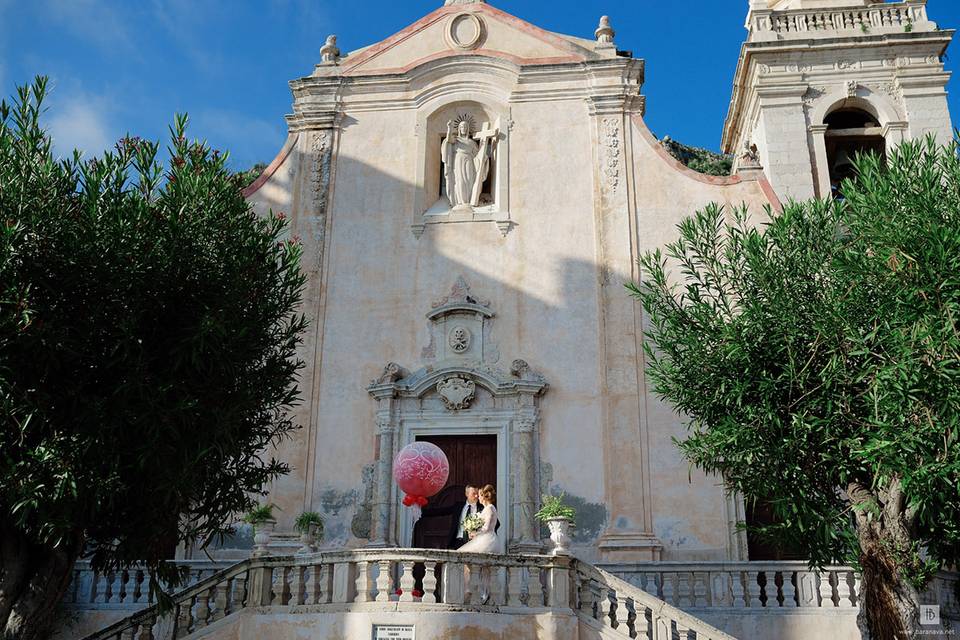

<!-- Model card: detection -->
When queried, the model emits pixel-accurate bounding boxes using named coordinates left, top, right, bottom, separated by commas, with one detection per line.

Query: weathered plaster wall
left=628, top=116, right=775, bottom=561
left=192, top=609, right=580, bottom=640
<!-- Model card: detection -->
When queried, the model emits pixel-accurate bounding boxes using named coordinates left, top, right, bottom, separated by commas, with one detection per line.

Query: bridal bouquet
left=461, top=513, right=484, bottom=535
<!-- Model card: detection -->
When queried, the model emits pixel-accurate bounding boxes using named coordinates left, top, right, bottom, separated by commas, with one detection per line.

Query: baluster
left=91, top=572, right=105, bottom=604
left=614, top=594, right=631, bottom=630
left=212, top=580, right=229, bottom=621
left=135, top=569, right=148, bottom=604
left=397, top=561, right=415, bottom=602
left=120, top=627, right=135, bottom=640
left=837, top=570, right=855, bottom=608
left=731, top=570, right=746, bottom=607
left=745, top=571, right=762, bottom=607
left=231, top=573, right=247, bottom=612
left=634, top=603, right=651, bottom=640
left=851, top=573, right=862, bottom=608
left=488, top=565, right=505, bottom=606
left=691, top=571, right=708, bottom=608
left=661, top=572, right=676, bottom=606
left=818, top=571, right=836, bottom=607
left=465, top=563, right=481, bottom=605
left=599, top=588, right=616, bottom=628
left=174, top=599, right=193, bottom=638
left=375, top=560, right=392, bottom=603
left=314, top=564, right=331, bottom=604
left=194, top=587, right=210, bottom=629
left=136, top=613, right=156, bottom=640
left=441, top=561, right=465, bottom=605
left=107, top=572, right=122, bottom=604
left=422, top=561, right=438, bottom=604
left=507, top=566, right=524, bottom=607
left=527, top=566, right=544, bottom=607
left=782, top=571, right=798, bottom=607
left=676, top=572, right=692, bottom=608
left=288, top=565, right=305, bottom=606
left=354, top=561, right=373, bottom=603
left=637, top=572, right=653, bottom=596
left=272, top=565, right=291, bottom=606
left=676, top=625, right=696, bottom=640
left=576, top=575, right=593, bottom=615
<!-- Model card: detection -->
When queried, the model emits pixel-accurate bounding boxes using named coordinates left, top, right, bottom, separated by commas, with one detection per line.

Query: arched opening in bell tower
left=824, top=107, right=886, bottom=198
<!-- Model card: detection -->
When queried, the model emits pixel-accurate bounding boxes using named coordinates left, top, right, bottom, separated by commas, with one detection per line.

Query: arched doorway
left=824, top=107, right=886, bottom=198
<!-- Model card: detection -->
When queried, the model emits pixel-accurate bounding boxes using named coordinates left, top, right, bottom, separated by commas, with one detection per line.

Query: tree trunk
left=0, top=523, right=80, bottom=640
left=848, top=479, right=922, bottom=640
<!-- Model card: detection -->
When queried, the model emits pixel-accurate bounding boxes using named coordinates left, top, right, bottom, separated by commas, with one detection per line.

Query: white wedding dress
left=457, top=504, right=500, bottom=553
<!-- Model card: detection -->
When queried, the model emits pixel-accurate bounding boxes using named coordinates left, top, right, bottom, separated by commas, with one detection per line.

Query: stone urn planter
left=296, top=522, right=320, bottom=555
left=546, top=517, right=572, bottom=556
left=252, top=519, right=276, bottom=557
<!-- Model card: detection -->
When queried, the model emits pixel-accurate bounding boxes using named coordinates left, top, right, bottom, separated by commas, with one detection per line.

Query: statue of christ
left=442, top=119, right=496, bottom=209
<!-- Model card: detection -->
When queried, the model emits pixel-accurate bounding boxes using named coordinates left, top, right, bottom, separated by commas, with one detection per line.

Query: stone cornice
left=367, top=360, right=548, bottom=399
left=721, top=29, right=954, bottom=152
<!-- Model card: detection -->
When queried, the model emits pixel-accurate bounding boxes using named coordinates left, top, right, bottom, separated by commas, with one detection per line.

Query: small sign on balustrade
left=372, top=624, right=415, bottom=640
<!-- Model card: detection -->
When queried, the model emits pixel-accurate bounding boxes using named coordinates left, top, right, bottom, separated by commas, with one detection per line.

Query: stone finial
left=595, top=15, right=616, bottom=48
left=445, top=0, right=486, bottom=4
left=320, top=35, right=340, bottom=64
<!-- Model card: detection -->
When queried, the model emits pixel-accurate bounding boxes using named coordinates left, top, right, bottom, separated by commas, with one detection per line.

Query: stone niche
left=414, top=99, right=512, bottom=236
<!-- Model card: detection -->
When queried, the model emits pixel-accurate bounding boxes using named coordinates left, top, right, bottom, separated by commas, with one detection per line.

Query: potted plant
left=294, top=511, right=324, bottom=554
left=243, top=503, right=277, bottom=556
left=534, top=493, right=576, bottom=556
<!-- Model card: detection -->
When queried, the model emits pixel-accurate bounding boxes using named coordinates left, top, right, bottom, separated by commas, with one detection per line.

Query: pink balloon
left=393, top=442, right=450, bottom=503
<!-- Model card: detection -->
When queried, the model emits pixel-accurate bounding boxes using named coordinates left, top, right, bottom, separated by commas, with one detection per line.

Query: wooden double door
left=411, top=434, right=497, bottom=549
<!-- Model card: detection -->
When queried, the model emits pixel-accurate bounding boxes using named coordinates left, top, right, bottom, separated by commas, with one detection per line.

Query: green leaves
left=0, top=78, right=307, bottom=592
left=632, top=137, right=960, bottom=577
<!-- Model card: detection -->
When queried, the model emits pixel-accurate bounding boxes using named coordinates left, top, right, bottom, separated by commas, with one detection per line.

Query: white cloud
left=42, top=0, right=135, bottom=54
left=47, top=94, right=114, bottom=159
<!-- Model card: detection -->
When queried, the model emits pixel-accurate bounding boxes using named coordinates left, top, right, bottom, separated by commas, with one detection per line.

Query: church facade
left=236, top=0, right=954, bottom=564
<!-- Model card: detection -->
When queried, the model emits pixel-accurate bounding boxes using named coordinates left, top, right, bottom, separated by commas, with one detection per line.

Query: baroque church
left=65, top=1, right=956, bottom=639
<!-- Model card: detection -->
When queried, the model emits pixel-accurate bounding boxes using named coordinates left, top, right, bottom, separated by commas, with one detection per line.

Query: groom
left=421, top=484, right=484, bottom=549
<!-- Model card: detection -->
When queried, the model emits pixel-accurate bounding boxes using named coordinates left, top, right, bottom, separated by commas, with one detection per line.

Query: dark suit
left=421, top=500, right=481, bottom=549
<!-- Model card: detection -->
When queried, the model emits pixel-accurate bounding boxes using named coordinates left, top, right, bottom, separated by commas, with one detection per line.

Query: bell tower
left=723, top=0, right=953, bottom=201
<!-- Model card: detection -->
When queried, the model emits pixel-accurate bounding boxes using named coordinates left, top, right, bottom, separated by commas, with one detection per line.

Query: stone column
left=808, top=124, right=831, bottom=199
left=510, top=410, right=540, bottom=553
left=368, top=390, right=398, bottom=547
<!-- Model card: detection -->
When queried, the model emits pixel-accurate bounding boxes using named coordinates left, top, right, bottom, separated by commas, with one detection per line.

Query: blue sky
left=2, top=0, right=958, bottom=171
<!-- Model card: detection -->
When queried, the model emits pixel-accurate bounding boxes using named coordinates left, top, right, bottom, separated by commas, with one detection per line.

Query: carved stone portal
left=436, top=376, right=476, bottom=410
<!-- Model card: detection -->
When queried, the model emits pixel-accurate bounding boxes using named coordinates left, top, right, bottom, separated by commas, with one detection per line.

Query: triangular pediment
left=342, top=3, right=595, bottom=76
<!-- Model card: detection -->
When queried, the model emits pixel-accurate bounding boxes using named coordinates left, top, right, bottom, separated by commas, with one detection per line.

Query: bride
left=457, top=484, right=500, bottom=553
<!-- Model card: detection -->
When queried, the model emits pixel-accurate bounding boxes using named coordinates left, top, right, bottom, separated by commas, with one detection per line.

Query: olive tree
left=0, top=78, right=307, bottom=639
left=630, top=137, right=960, bottom=639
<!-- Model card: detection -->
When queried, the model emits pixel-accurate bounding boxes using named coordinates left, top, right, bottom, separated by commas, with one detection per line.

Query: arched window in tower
left=824, top=107, right=885, bottom=198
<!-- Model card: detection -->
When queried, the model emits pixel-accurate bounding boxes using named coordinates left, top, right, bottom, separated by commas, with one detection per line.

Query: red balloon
left=393, top=442, right=449, bottom=506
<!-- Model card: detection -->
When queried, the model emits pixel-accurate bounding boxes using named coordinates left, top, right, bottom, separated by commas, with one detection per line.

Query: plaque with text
left=372, top=624, right=415, bottom=640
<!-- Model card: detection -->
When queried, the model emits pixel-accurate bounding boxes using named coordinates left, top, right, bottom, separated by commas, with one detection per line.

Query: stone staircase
left=75, top=549, right=735, bottom=640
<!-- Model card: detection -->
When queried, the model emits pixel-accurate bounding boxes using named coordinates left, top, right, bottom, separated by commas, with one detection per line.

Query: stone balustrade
left=64, top=560, right=230, bottom=609
left=750, top=2, right=931, bottom=39
left=575, top=563, right=736, bottom=639
left=81, top=550, right=573, bottom=640
left=599, top=561, right=859, bottom=610
left=81, top=550, right=736, bottom=640
left=70, top=555, right=960, bottom=640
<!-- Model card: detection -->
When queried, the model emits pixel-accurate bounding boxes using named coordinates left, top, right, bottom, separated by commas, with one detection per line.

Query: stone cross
left=472, top=121, right=499, bottom=144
